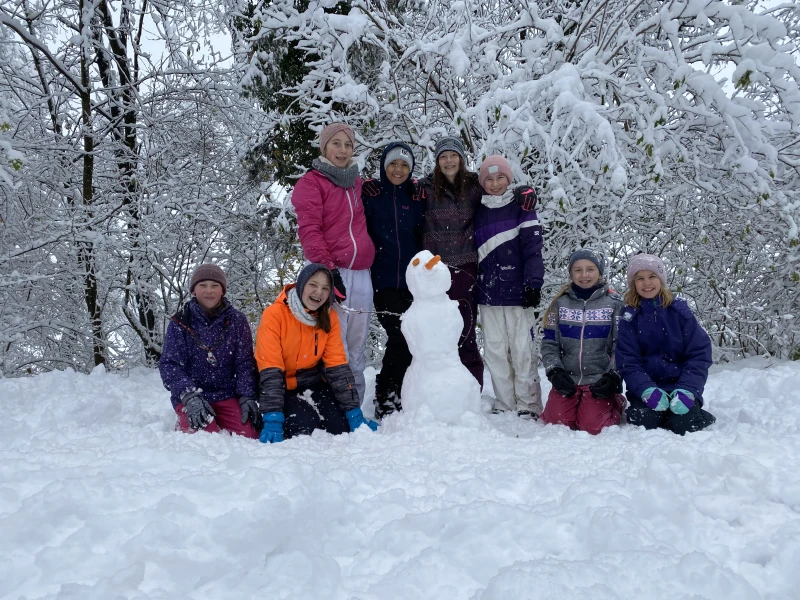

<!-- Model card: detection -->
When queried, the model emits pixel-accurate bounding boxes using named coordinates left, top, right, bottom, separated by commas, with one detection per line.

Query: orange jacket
left=255, top=285, right=348, bottom=390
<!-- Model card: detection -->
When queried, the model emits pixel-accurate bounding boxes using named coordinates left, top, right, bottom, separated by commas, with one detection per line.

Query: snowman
left=400, top=250, right=481, bottom=423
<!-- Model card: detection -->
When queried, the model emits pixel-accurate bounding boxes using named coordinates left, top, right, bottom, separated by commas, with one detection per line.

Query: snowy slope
left=1, top=360, right=799, bottom=600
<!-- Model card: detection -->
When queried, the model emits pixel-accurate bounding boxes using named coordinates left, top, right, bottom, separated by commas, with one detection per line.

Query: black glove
left=362, top=178, right=381, bottom=197
left=411, top=178, right=426, bottom=202
left=330, top=268, right=347, bottom=303
left=238, top=396, right=262, bottom=429
left=513, top=186, right=538, bottom=211
left=181, top=390, right=216, bottom=430
left=589, top=372, right=623, bottom=399
left=547, top=368, right=576, bottom=398
left=523, top=286, right=541, bottom=309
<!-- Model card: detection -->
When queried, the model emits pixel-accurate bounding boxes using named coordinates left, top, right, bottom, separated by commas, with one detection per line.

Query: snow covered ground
left=2, top=359, right=799, bottom=599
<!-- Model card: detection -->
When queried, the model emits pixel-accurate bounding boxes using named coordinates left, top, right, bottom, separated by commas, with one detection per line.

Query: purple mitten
left=669, top=389, right=695, bottom=415
left=641, top=387, right=669, bottom=411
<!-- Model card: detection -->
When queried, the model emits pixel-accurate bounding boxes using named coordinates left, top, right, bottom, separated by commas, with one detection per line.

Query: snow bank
left=1, top=359, right=799, bottom=599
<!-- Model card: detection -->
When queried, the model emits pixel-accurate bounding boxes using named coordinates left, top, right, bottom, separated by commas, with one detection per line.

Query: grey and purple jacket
left=158, top=298, right=257, bottom=407
left=474, top=189, right=544, bottom=306
left=541, top=283, right=624, bottom=385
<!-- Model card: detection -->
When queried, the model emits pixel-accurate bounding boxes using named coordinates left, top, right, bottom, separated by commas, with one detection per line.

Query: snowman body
left=400, top=251, right=481, bottom=423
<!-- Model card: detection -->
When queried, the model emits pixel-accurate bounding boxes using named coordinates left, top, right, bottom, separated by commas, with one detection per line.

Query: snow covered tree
left=0, top=0, right=276, bottom=375
left=239, top=0, right=800, bottom=358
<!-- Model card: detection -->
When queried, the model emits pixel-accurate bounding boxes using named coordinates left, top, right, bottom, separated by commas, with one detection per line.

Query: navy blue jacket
left=616, top=297, right=712, bottom=402
left=474, top=190, right=544, bottom=306
left=363, top=142, right=425, bottom=291
left=159, top=298, right=257, bottom=407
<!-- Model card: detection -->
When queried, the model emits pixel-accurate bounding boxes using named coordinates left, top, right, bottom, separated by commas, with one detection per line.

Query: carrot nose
left=425, top=255, right=441, bottom=270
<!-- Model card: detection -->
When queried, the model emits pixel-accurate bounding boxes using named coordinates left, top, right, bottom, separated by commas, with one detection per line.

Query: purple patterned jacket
left=158, top=298, right=257, bottom=407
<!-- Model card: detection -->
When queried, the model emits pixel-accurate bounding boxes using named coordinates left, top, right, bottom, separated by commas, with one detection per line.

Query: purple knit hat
left=479, top=155, right=514, bottom=189
left=627, top=254, right=667, bottom=287
left=190, top=264, right=227, bottom=295
left=319, top=122, right=355, bottom=153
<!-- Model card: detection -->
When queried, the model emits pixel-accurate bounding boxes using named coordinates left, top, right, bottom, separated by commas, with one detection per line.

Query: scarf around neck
left=287, top=287, right=318, bottom=327
left=480, top=189, right=514, bottom=209
left=312, top=157, right=359, bottom=189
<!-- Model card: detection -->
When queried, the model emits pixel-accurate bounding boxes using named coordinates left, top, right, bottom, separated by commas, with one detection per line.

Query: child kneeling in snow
left=540, top=249, right=626, bottom=434
left=616, top=254, right=716, bottom=435
left=159, top=264, right=260, bottom=438
left=254, top=263, right=378, bottom=443
left=474, top=155, right=544, bottom=419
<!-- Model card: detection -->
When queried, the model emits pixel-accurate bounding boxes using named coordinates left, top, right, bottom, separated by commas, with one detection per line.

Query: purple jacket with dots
left=158, top=298, right=257, bottom=407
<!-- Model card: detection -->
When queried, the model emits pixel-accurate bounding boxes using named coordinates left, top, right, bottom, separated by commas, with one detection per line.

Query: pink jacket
left=291, top=169, right=376, bottom=271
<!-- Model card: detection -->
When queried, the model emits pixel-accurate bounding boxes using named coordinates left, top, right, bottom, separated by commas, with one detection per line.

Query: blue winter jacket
left=616, top=297, right=712, bottom=403
left=363, top=142, right=425, bottom=291
left=474, top=190, right=544, bottom=306
left=159, top=298, right=258, bottom=407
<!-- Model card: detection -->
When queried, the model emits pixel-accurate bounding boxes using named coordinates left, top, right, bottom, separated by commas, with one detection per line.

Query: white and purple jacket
left=474, top=189, right=544, bottom=306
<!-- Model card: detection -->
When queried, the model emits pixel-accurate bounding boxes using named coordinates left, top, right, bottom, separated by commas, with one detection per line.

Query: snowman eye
left=412, top=258, right=420, bottom=266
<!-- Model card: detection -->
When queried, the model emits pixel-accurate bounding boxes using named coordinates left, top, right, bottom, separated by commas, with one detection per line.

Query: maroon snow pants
left=448, top=263, right=484, bottom=389
left=541, top=385, right=624, bottom=435
left=174, top=397, right=259, bottom=439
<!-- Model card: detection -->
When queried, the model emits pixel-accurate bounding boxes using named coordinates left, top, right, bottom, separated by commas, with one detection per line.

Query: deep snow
left=2, top=359, right=799, bottom=599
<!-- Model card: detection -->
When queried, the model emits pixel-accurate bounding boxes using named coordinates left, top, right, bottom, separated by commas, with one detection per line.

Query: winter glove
left=513, top=186, right=538, bottom=211
left=330, top=268, right=347, bottom=303
left=259, top=412, right=285, bottom=443
left=547, top=368, right=577, bottom=398
left=238, top=396, right=262, bottom=429
left=589, top=371, right=623, bottom=399
left=181, top=390, right=216, bottom=430
left=345, top=407, right=379, bottom=432
left=411, top=178, right=426, bottom=202
left=362, top=178, right=381, bottom=197
left=669, top=389, right=695, bottom=415
left=641, top=387, right=669, bottom=412
left=523, top=286, right=541, bottom=309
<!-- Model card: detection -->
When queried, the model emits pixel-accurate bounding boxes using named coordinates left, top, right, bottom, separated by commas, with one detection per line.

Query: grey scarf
left=312, top=157, right=359, bottom=189
left=287, top=287, right=318, bottom=327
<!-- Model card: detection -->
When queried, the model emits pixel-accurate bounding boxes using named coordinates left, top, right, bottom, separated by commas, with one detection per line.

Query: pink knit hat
left=319, top=122, right=355, bottom=153
left=190, top=264, right=227, bottom=295
left=626, top=254, right=667, bottom=287
left=479, top=155, right=514, bottom=189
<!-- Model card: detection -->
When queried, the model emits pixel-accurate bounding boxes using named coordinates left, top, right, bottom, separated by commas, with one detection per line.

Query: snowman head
left=406, top=250, right=451, bottom=299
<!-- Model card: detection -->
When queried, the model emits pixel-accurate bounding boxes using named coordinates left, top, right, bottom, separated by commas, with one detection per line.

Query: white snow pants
left=480, top=305, right=543, bottom=414
left=333, top=267, right=373, bottom=403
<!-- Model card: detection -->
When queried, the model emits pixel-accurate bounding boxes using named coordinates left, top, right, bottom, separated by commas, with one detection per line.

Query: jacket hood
left=379, top=141, right=415, bottom=187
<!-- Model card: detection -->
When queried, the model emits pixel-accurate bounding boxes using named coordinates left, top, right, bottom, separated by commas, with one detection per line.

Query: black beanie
left=296, top=263, right=334, bottom=307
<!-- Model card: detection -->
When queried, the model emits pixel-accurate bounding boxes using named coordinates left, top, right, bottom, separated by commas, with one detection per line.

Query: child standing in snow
left=616, top=254, right=716, bottom=435
left=474, top=155, right=544, bottom=418
left=255, top=263, right=379, bottom=442
left=159, top=264, right=260, bottom=438
left=362, top=141, right=425, bottom=419
left=540, top=249, right=625, bottom=434
left=419, top=136, right=485, bottom=387
left=291, top=123, right=376, bottom=404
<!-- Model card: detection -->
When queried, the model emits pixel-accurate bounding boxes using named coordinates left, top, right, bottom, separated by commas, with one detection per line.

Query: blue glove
left=259, top=412, right=285, bottom=443
left=670, top=389, right=695, bottom=415
left=345, top=408, right=379, bottom=432
left=642, top=387, right=669, bottom=412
